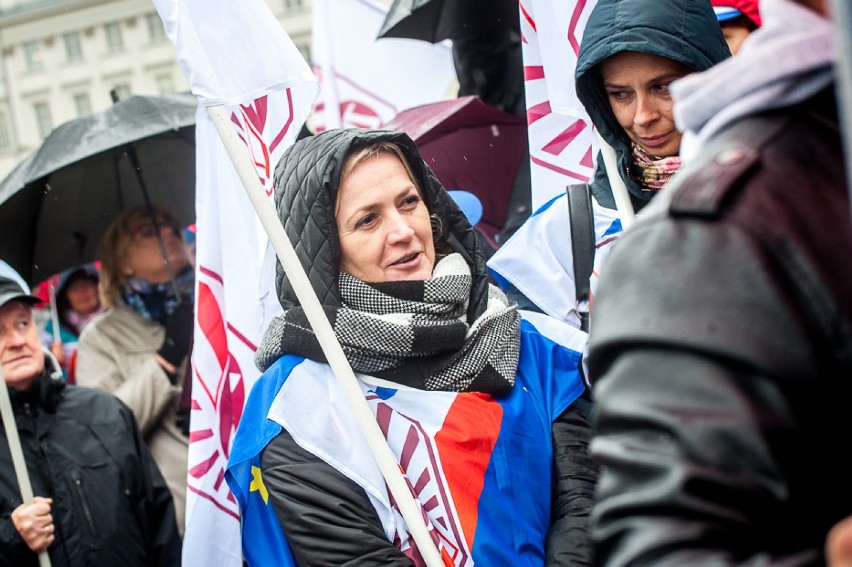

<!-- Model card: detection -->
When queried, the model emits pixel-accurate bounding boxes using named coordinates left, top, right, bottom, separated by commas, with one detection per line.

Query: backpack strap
left=567, top=183, right=594, bottom=333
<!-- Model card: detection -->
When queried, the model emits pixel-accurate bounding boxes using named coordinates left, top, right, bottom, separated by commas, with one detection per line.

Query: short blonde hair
left=337, top=142, right=422, bottom=213
left=338, top=140, right=453, bottom=258
left=98, top=205, right=183, bottom=308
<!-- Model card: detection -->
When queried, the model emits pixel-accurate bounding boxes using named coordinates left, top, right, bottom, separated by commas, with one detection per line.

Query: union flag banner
left=311, top=0, right=457, bottom=131
left=521, top=0, right=599, bottom=210
left=226, top=321, right=586, bottom=565
left=151, top=0, right=318, bottom=565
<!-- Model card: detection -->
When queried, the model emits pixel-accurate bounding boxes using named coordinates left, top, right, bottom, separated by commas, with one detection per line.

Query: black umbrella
left=377, top=0, right=518, bottom=43
left=0, top=92, right=197, bottom=286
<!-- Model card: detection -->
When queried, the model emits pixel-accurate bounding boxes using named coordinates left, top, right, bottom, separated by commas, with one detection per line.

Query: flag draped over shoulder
left=311, top=0, right=457, bottom=130
left=226, top=322, right=586, bottom=565
left=521, top=0, right=599, bottom=210
left=151, top=1, right=319, bottom=565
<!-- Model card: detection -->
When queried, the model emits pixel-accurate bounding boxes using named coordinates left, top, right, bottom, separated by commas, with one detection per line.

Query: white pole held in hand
left=0, top=367, right=52, bottom=567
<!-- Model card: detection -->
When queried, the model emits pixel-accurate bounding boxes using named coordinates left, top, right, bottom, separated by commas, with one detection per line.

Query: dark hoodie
left=575, top=0, right=730, bottom=210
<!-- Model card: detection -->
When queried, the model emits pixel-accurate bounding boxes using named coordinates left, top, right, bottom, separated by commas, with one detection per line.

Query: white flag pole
left=0, top=367, right=51, bottom=567
left=596, top=130, right=635, bottom=229
left=206, top=105, right=445, bottom=567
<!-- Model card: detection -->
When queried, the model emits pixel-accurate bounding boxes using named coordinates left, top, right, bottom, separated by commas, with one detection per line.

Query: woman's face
left=336, top=152, right=436, bottom=283
left=122, top=217, right=190, bottom=284
left=65, top=277, right=100, bottom=315
left=600, top=51, right=691, bottom=158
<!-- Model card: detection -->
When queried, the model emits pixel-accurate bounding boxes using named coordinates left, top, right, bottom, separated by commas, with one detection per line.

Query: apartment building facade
left=0, top=0, right=312, bottom=179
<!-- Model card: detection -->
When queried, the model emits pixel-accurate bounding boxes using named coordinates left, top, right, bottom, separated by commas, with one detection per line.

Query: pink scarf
left=631, top=143, right=682, bottom=191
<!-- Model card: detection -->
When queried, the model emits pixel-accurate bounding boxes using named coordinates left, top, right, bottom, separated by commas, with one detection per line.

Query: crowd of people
left=0, top=0, right=849, bottom=565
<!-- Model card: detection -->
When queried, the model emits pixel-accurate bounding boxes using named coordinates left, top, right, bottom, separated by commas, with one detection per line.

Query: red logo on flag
left=186, top=271, right=249, bottom=519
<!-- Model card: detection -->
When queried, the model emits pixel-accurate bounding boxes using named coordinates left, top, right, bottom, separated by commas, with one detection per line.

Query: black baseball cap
left=0, top=275, right=42, bottom=310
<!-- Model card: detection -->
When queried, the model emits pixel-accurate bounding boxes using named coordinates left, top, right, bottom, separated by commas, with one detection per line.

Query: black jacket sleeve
left=547, top=387, right=596, bottom=566
left=262, top=429, right=414, bottom=566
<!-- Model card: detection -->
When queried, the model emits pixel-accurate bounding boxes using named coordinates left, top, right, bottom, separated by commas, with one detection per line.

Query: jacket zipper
left=70, top=468, right=99, bottom=537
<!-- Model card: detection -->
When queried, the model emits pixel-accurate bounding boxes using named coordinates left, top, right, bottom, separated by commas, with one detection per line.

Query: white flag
left=521, top=0, right=599, bottom=210
left=311, top=0, right=457, bottom=131
left=152, top=0, right=319, bottom=565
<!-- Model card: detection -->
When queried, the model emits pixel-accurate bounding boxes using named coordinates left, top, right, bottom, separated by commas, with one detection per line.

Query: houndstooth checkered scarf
left=256, top=254, right=520, bottom=395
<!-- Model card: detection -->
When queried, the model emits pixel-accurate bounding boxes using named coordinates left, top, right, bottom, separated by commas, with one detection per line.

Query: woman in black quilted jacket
left=225, top=128, right=596, bottom=566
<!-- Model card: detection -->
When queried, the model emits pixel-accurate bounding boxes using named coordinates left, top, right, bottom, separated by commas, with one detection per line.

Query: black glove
left=176, top=407, right=191, bottom=437
left=157, top=302, right=194, bottom=372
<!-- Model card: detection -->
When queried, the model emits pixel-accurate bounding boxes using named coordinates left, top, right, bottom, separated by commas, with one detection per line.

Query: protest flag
left=154, top=0, right=447, bottom=564
left=520, top=0, right=635, bottom=224
left=311, top=0, right=457, bottom=131
left=520, top=0, right=598, bottom=211
left=151, top=0, right=317, bottom=564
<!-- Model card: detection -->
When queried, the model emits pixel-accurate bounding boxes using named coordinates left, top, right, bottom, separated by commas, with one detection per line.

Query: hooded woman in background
left=40, top=263, right=104, bottom=382
left=487, top=0, right=730, bottom=348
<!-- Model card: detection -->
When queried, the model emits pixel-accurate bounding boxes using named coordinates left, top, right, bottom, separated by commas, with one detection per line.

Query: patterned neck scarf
left=631, top=143, right=683, bottom=191
left=256, top=253, right=521, bottom=395
left=120, top=265, right=195, bottom=325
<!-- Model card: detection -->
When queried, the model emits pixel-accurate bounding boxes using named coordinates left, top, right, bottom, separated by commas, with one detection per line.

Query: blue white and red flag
left=151, top=0, right=318, bottom=565
left=226, top=321, right=586, bottom=565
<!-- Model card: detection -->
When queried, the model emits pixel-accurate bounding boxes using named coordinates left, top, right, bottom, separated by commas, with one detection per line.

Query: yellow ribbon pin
left=249, top=465, right=269, bottom=505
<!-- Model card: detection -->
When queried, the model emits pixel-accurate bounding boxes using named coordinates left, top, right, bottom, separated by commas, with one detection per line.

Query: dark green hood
left=575, top=0, right=730, bottom=209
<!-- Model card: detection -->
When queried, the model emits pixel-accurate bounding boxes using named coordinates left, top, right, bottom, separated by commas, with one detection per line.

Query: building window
left=0, top=112, right=11, bottom=151
left=104, top=22, right=124, bottom=52
left=73, top=92, right=91, bottom=116
left=155, top=73, right=175, bottom=95
left=23, top=41, right=43, bottom=71
left=112, top=83, right=132, bottom=101
left=64, top=32, right=83, bottom=62
left=146, top=13, right=167, bottom=43
left=283, top=0, right=304, bottom=11
left=33, top=102, right=52, bottom=139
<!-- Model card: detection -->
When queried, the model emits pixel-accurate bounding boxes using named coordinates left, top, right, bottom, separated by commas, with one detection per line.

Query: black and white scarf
left=256, top=254, right=520, bottom=395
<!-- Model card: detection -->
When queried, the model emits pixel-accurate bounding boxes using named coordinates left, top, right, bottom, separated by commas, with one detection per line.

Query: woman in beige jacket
left=76, top=205, right=193, bottom=535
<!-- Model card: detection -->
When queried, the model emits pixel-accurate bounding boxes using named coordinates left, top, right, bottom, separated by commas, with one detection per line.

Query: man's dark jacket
left=0, top=361, right=181, bottom=566
left=589, top=87, right=852, bottom=566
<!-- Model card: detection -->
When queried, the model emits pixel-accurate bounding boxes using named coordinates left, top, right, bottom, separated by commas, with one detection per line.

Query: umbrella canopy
left=0, top=93, right=197, bottom=285
left=378, top=0, right=518, bottom=42
left=384, top=95, right=527, bottom=247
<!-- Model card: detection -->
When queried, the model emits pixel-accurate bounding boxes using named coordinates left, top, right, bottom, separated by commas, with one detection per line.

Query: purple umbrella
left=384, top=95, right=527, bottom=249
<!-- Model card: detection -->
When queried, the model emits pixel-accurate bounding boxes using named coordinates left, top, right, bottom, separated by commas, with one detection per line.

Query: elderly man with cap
left=0, top=269, right=181, bottom=566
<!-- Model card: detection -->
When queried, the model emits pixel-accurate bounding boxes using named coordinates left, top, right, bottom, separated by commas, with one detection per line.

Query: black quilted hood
left=272, top=128, right=490, bottom=323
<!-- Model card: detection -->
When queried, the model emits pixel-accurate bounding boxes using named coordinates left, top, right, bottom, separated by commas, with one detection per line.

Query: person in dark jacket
left=487, top=0, right=730, bottom=339
left=226, top=128, right=596, bottom=565
left=0, top=271, right=181, bottom=566
left=588, top=0, right=852, bottom=565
